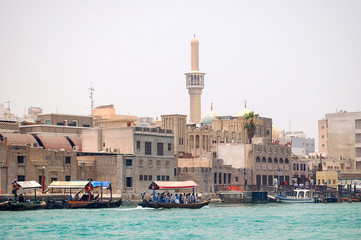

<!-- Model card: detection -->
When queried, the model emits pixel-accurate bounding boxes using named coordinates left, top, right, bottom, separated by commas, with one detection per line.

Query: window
left=157, top=143, right=164, bottom=156
left=219, top=173, right=222, bottom=184
left=166, top=161, right=170, bottom=167
left=145, top=142, right=152, bottom=155
left=157, top=175, right=160, bottom=181
left=297, top=164, right=299, bottom=171
left=285, top=158, right=289, bottom=164
left=214, top=173, right=217, bottom=184
left=136, top=141, right=141, bottom=149
left=18, top=175, right=25, bottom=181
left=256, top=157, right=261, bottom=162
left=322, top=135, right=324, bottom=139
left=356, top=119, right=361, bottom=129
left=279, top=158, right=283, bottom=164
left=321, top=126, right=324, bottom=129
left=51, top=178, right=57, bottom=182
left=83, top=124, right=90, bottom=127
left=293, top=163, right=296, bottom=171
left=356, top=148, right=361, bottom=158
left=148, top=160, right=153, bottom=167
left=235, top=177, right=238, bottom=182
left=126, top=177, right=132, bottom=187
left=149, top=175, right=152, bottom=181
left=139, top=159, right=144, bottom=166
left=162, top=175, right=165, bottom=181
left=322, top=144, right=325, bottom=147
left=57, top=122, right=65, bottom=126
left=268, top=175, right=273, bottom=186
left=144, top=175, right=148, bottom=181
left=256, top=175, right=261, bottom=186
left=157, top=160, right=161, bottom=167
left=125, top=159, right=133, bottom=167
left=274, top=158, right=278, bottom=163
left=65, top=157, right=71, bottom=164
left=65, top=175, right=71, bottom=181
left=17, top=156, right=25, bottom=164
left=285, top=176, right=290, bottom=185
left=174, top=168, right=177, bottom=176
left=268, top=158, right=272, bottom=163
left=262, top=157, right=266, bottom=163
left=356, top=134, right=361, bottom=144
left=224, top=173, right=227, bottom=184
left=39, top=176, right=42, bottom=184
left=139, top=175, right=143, bottom=181
left=262, top=175, right=267, bottom=186
left=168, top=143, right=172, bottom=151
left=166, top=176, right=170, bottom=181
left=45, top=120, right=50, bottom=125
left=228, top=173, right=231, bottom=184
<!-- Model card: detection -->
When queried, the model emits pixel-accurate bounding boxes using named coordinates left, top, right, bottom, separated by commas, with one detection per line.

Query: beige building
left=92, top=104, right=138, bottom=128
left=324, top=111, right=361, bottom=169
left=161, top=114, right=187, bottom=157
left=316, top=171, right=338, bottom=188
left=217, top=142, right=292, bottom=186
left=0, top=133, right=78, bottom=194
left=82, top=127, right=175, bottom=194
left=185, top=36, right=205, bottom=124
left=318, top=119, right=328, bottom=155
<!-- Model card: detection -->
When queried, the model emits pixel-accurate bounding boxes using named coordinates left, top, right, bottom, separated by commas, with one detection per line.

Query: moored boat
left=0, top=180, right=46, bottom=211
left=275, top=189, right=317, bottom=203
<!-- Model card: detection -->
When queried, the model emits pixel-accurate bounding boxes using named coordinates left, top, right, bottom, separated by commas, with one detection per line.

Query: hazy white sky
left=1, top=0, right=360, bottom=145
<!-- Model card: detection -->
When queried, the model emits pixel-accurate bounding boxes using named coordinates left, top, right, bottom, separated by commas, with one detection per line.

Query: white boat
left=275, top=189, right=316, bottom=203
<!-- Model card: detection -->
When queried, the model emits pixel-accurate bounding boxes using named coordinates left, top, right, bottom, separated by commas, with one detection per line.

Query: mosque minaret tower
left=185, top=35, right=205, bottom=124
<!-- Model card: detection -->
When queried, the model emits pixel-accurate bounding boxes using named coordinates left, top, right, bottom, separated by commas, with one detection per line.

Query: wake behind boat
left=140, top=180, right=210, bottom=209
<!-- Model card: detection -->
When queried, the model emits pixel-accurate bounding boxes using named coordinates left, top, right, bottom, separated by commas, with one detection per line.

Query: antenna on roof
left=89, top=82, right=95, bottom=115
left=244, top=100, right=247, bottom=108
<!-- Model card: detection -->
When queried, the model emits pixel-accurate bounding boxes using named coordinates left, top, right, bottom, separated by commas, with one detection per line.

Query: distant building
left=82, top=127, right=175, bottom=194
left=92, top=104, right=137, bottom=128
left=278, top=131, right=315, bottom=156
left=323, top=111, right=361, bottom=169
left=318, top=119, right=328, bottom=155
left=217, top=142, right=293, bottom=186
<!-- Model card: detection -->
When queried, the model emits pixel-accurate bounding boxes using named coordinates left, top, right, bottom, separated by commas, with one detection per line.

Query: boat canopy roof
left=91, top=181, right=111, bottom=189
left=149, top=181, right=197, bottom=190
left=17, top=181, right=41, bottom=189
left=47, top=181, right=90, bottom=189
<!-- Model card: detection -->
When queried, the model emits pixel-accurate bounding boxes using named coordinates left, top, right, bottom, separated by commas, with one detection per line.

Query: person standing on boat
left=19, top=194, right=25, bottom=203
left=157, top=193, right=161, bottom=203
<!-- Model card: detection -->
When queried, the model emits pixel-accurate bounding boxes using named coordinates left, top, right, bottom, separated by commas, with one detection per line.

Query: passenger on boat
left=174, top=194, right=180, bottom=204
left=68, top=195, right=73, bottom=201
left=157, top=193, right=161, bottom=202
left=19, top=194, right=25, bottom=203
left=195, top=194, right=199, bottom=203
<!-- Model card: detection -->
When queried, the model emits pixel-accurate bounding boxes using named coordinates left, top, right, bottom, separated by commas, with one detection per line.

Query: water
left=0, top=203, right=360, bottom=239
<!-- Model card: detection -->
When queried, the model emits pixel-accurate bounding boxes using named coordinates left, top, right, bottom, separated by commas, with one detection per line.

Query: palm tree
left=242, top=111, right=259, bottom=143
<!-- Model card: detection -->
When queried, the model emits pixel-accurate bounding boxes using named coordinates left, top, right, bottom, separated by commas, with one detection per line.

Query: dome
left=201, top=103, right=219, bottom=125
left=236, top=108, right=251, bottom=117
left=236, top=101, right=252, bottom=117
left=272, top=125, right=279, bottom=139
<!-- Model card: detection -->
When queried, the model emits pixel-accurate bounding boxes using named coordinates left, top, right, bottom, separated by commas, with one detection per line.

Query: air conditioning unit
left=73, top=146, right=79, bottom=152
left=106, top=148, right=110, bottom=153
left=113, top=148, right=118, bottom=153
left=30, top=143, right=38, bottom=147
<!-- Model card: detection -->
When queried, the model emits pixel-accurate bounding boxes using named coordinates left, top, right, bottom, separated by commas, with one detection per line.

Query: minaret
left=185, top=35, right=205, bottom=124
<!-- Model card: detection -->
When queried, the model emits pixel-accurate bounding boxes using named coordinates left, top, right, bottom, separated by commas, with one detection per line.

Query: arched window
left=285, top=158, right=289, bottom=164
left=279, top=158, right=283, bottom=164
left=196, top=135, right=200, bottom=148
left=256, top=157, right=261, bottom=162
left=268, top=157, right=272, bottom=163
left=190, top=135, right=194, bottom=148
left=274, top=158, right=278, bottom=163
left=262, top=157, right=266, bottom=163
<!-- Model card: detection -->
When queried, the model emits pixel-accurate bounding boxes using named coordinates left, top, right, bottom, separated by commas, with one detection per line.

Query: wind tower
left=185, top=35, right=205, bottom=124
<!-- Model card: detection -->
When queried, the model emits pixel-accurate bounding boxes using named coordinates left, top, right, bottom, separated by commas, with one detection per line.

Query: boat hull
left=67, top=199, right=122, bottom=209
left=0, top=201, right=46, bottom=211
left=275, top=195, right=315, bottom=203
left=140, top=200, right=210, bottom=209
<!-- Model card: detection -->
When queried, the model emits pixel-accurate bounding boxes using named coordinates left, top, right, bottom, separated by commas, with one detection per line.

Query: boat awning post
left=110, top=183, right=112, bottom=201
left=101, top=182, right=103, bottom=201
left=34, top=188, right=37, bottom=201
left=152, top=182, right=156, bottom=201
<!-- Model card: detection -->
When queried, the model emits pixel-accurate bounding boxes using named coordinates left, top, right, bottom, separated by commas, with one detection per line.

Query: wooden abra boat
left=140, top=181, right=210, bottom=209
left=0, top=180, right=46, bottom=211
left=141, top=199, right=210, bottom=209
left=48, top=180, right=122, bottom=209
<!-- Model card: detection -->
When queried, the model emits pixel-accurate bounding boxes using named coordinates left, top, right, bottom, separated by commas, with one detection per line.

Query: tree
left=242, top=111, right=259, bottom=143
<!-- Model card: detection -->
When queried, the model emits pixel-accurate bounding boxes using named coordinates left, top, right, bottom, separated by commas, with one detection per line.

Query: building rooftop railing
left=133, top=127, right=173, bottom=135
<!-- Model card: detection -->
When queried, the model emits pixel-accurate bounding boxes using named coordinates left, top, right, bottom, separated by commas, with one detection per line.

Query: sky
left=0, top=0, right=360, bottom=148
